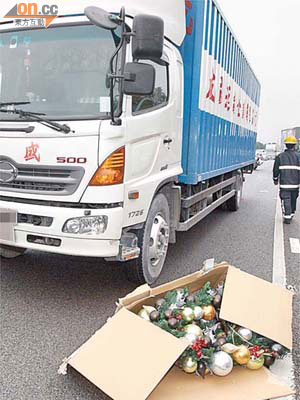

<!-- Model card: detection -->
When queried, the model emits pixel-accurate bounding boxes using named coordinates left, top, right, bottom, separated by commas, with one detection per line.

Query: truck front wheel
left=125, top=193, right=170, bottom=285
left=0, top=245, right=26, bottom=259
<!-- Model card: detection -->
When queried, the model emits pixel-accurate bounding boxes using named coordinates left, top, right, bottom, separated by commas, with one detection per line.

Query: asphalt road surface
left=1, top=161, right=299, bottom=400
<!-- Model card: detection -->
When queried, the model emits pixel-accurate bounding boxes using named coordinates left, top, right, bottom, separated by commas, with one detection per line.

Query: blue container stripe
left=209, top=1, right=215, bottom=56
left=179, top=0, right=260, bottom=185
left=221, top=18, right=226, bottom=67
left=204, top=0, right=210, bottom=51
left=218, top=15, right=223, bottom=64
left=214, top=10, right=219, bottom=60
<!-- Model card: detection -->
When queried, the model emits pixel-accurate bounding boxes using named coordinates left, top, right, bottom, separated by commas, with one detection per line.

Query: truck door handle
left=163, top=138, right=173, bottom=145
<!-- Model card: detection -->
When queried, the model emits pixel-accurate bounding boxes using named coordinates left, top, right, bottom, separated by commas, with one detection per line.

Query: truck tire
left=225, top=174, right=243, bottom=211
left=0, top=245, right=26, bottom=259
left=125, top=193, right=170, bottom=285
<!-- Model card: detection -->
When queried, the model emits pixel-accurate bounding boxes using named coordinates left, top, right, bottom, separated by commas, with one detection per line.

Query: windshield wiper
left=0, top=107, right=73, bottom=134
left=0, top=101, right=31, bottom=107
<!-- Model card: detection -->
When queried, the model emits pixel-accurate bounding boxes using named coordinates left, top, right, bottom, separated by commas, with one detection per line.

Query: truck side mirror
left=132, top=14, right=164, bottom=60
left=123, top=62, right=155, bottom=96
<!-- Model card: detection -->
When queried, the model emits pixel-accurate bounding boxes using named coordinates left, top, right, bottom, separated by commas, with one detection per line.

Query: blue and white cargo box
left=179, top=0, right=261, bottom=184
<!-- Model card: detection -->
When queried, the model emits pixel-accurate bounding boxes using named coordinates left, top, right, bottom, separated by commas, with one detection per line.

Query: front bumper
left=0, top=200, right=123, bottom=257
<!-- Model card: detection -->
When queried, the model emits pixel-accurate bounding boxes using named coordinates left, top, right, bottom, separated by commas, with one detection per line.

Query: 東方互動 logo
left=24, top=143, right=40, bottom=162
left=4, top=3, right=58, bottom=28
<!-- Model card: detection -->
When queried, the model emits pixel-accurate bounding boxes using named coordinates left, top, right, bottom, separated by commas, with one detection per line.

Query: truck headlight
left=62, top=216, right=108, bottom=235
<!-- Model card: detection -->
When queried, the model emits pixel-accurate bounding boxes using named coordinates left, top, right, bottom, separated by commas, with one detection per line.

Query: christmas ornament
left=168, top=318, right=178, bottom=329
left=138, top=308, right=150, bottom=321
left=202, top=305, right=216, bottom=321
left=193, top=306, right=204, bottom=320
left=143, top=306, right=156, bottom=315
left=264, top=355, right=275, bottom=367
left=197, top=361, right=207, bottom=379
left=272, top=344, right=284, bottom=357
left=216, top=283, right=224, bottom=296
left=217, top=337, right=227, bottom=347
left=155, top=298, right=166, bottom=309
left=149, top=310, right=160, bottom=322
left=213, top=294, right=222, bottom=308
left=186, top=294, right=195, bottom=303
left=184, top=324, right=203, bottom=338
left=210, top=351, right=233, bottom=377
left=216, top=331, right=226, bottom=339
left=232, top=345, right=251, bottom=365
left=175, top=289, right=186, bottom=308
left=183, top=333, right=198, bottom=344
left=182, top=307, right=195, bottom=322
left=164, top=309, right=173, bottom=319
left=238, top=327, right=253, bottom=342
left=203, top=336, right=212, bottom=347
left=222, top=343, right=239, bottom=354
left=246, top=356, right=264, bottom=370
left=203, top=326, right=217, bottom=344
left=182, top=357, right=198, bottom=374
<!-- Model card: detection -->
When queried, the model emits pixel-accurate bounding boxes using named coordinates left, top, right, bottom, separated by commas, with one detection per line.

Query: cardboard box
left=60, top=263, right=294, bottom=400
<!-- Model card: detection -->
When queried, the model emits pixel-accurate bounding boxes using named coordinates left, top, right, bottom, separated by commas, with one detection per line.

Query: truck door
left=125, top=47, right=183, bottom=181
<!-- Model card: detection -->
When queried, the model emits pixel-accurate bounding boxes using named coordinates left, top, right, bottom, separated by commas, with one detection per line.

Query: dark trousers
left=280, top=189, right=299, bottom=217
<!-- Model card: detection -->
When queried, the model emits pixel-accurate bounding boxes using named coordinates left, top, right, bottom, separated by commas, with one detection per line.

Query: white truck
left=0, top=0, right=260, bottom=284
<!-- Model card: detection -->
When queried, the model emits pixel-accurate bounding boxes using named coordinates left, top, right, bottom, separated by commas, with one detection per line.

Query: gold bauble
left=246, top=356, right=264, bottom=370
left=183, top=324, right=203, bottom=338
left=182, top=307, right=195, bottom=322
left=232, top=345, right=251, bottom=365
left=182, top=356, right=198, bottom=374
left=202, top=305, right=217, bottom=321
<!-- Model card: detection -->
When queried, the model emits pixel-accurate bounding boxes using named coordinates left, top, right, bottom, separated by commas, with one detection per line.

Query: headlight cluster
left=62, top=216, right=108, bottom=235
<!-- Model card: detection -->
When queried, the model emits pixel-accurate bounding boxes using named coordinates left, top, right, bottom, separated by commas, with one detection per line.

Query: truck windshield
left=0, top=24, right=122, bottom=120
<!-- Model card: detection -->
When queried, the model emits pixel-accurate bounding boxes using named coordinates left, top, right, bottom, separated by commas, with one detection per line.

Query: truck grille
left=0, top=161, right=85, bottom=196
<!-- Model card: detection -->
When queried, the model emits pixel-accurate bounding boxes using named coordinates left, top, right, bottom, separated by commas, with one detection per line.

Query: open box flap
left=220, top=267, right=293, bottom=349
left=67, top=308, right=188, bottom=400
left=116, top=283, right=151, bottom=311
left=149, top=366, right=294, bottom=400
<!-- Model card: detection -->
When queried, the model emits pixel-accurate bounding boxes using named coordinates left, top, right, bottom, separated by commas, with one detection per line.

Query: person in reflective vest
left=273, top=136, right=300, bottom=224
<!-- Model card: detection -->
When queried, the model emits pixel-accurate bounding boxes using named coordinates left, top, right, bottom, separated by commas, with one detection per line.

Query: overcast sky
left=1, top=0, right=299, bottom=144
left=217, top=0, right=300, bottom=144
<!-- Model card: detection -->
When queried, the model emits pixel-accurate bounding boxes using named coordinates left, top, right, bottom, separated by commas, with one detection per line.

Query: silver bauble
left=210, top=351, right=233, bottom=377
left=182, top=356, right=198, bottom=374
left=182, top=332, right=198, bottom=344
left=238, top=327, right=253, bottom=342
left=193, top=306, right=204, bottom=320
left=182, top=307, right=195, bottom=322
left=184, top=324, right=203, bottom=338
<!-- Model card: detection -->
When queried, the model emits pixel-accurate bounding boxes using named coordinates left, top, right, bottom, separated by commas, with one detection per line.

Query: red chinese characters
left=224, top=85, right=231, bottom=111
left=185, top=0, right=194, bottom=36
left=25, top=143, right=40, bottom=162
left=206, top=72, right=216, bottom=102
left=218, top=76, right=223, bottom=105
left=205, top=69, right=257, bottom=129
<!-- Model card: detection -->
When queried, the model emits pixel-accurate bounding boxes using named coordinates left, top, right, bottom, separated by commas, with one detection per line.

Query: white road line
left=273, top=196, right=286, bottom=286
left=272, top=196, right=295, bottom=399
left=290, top=238, right=300, bottom=254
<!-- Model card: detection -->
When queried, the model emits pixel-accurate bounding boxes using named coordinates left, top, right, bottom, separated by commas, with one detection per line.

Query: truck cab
left=0, top=1, right=185, bottom=283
